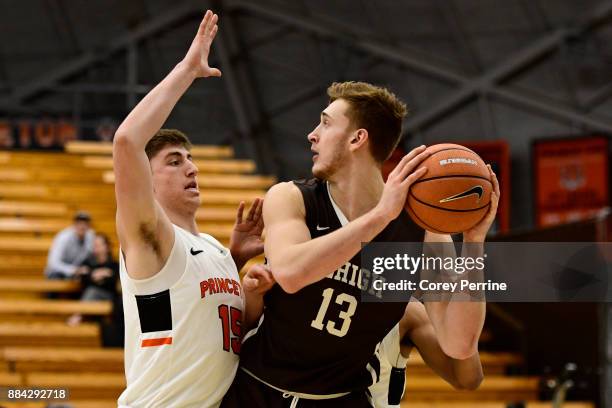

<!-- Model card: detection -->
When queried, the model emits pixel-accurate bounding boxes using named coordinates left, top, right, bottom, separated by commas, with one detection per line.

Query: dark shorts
left=221, top=368, right=373, bottom=408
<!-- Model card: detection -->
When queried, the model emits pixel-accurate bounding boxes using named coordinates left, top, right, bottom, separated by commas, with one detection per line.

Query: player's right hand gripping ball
left=406, top=143, right=492, bottom=234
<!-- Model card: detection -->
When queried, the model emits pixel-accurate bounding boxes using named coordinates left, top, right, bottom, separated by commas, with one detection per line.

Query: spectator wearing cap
left=44, top=211, right=95, bottom=280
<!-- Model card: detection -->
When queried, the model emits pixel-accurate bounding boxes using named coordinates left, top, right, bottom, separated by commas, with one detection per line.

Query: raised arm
left=112, top=10, right=221, bottom=279
left=264, top=146, right=429, bottom=293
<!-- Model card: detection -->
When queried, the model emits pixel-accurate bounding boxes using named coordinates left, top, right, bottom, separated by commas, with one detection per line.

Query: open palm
left=230, top=198, right=264, bottom=264
left=183, top=10, right=222, bottom=78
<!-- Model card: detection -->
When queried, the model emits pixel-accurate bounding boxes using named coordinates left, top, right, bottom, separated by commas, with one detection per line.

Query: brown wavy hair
left=327, top=81, right=407, bottom=163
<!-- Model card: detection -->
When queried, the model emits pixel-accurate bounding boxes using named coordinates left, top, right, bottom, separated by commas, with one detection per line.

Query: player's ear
left=349, top=128, right=368, bottom=151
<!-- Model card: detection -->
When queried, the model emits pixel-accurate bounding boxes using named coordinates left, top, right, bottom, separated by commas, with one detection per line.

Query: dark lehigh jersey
left=240, top=178, right=424, bottom=395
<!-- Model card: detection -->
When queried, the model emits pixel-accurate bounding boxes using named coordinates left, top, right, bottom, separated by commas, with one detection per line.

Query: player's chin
left=312, top=164, right=326, bottom=179
left=184, top=191, right=201, bottom=206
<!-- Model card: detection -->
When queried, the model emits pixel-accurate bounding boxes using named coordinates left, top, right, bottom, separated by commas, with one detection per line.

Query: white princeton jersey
left=369, top=324, right=408, bottom=408
left=118, top=224, right=244, bottom=408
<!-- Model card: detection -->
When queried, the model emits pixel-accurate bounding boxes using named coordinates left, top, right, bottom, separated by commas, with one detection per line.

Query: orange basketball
left=406, top=143, right=492, bottom=234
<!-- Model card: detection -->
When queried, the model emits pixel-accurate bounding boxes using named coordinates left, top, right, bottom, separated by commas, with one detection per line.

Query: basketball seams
left=408, top=193, right=491, bottom=213
left=412, top=174, right=493, bottom=185
left=426, top=147, right=476, bottom=157
left=406, top=204, right=453, bottom=234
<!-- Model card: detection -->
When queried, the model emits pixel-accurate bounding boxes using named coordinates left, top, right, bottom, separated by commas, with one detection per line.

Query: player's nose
left=307, top=129, right=318, bottom=144
left=186, top=159, right=198, bottom=176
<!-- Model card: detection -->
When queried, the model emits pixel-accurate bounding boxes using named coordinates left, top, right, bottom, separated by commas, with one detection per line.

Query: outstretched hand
left=230, top=198, right=264, bottom=269
left=182, top=10, right=222, bottom=78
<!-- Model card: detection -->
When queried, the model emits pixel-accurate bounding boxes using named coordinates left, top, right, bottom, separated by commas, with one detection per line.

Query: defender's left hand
left=230, top=198, right=264, bottom=265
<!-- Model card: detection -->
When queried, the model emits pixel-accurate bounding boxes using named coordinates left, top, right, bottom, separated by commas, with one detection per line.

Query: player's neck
left=328, top=164, right=384, bottom=221
left=164, top=206, right=199, bottom=235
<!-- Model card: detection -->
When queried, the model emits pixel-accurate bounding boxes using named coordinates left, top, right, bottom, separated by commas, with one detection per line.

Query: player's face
left=92, top=236, right=108, bottom=258
left=150, top=145, right=200, bottom=212
left=73, top=220, right=89, bottom=239
left=308, top=99, right=354, bottom=179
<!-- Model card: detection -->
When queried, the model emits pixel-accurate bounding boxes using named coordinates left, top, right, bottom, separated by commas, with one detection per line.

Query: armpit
left=139, top=222, right=162, bottom=259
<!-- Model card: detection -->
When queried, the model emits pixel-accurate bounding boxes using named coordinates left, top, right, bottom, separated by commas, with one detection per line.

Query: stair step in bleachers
left=0, top=278, right=80, bottom=297
left=0, top=201, right=69, bottom=217
left=404, top=376, right=540, bottom=401
left=3, top=347, right=123, bottom=373
left=0, top=217, right=235, bottom=240
left=0, top=183, right=264, bottom=205
left=408, top=352, right=523, bottom=376
left=83, top=155, right=255, bottom=173
left=0, top=323, right=100, bottom=347
left=0, top=169, right=274, bottom=190
left=0, top=278, right=79, bottom=294
left=102, top=171, right=275, bottom=189
left=0, top=300, right=111, bottom=322
left=66, top=140, right=234, bottom=158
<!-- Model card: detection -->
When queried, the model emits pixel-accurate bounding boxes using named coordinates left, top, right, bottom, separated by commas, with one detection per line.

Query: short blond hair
left=327, top=81, right=407, bottom=162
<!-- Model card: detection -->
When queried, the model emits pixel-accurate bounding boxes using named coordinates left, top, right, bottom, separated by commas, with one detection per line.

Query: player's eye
left=169, top=160, right=179, bottom=166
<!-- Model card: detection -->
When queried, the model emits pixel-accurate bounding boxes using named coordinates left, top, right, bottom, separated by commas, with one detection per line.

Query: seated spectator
left=68, top=233, right=119, bottom=326
left=44, top=211, right=94, bottom=280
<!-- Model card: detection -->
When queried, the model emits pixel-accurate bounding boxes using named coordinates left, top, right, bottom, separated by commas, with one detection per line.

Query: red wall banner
left=533, top=136, right=609, bottom=227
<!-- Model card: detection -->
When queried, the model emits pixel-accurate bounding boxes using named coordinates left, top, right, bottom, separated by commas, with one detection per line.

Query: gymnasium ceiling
left=1, top=0, right=612, bottom=188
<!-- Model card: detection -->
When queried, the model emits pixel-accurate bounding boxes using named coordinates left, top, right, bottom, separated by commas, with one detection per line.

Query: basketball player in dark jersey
left=222, top=82, right=500, bottom=407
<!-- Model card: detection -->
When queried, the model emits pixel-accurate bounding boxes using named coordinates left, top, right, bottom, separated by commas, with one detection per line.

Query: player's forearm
left=243, top=290, right=264, bottom=331
left=114, top=62, right=197, bottom=147
left=230, top=251, right=246, bottom=273
left=450, top=352, right=483, bottom=390
left=426, top=300, right=485, bottom=359
left=425, top=240, right=486, bottom=358
left=269, top=208, right=389, bottom=293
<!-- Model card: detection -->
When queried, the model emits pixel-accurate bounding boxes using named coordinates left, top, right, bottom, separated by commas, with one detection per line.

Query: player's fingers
left=197, top=10, right=212, bottom=36
left=400, top=166, right=428, bottom=187
left=235, top=201, right=245, bottom=224
left=205, top=13, right=218, bottom=37
left=209, top=24, right=219, bottom=41
left=389, top=145, right=426, bottom=178
left=208, top=67, right=222, bottom=77
left=251, top=198, right=262, bottom=220
left=488, top=165, right=500, bottom=197
left=397, top=150, right=430, bottom=181
left=246, top=198, right=260, bottom=221
left=242, top=276, right=257, bottom=291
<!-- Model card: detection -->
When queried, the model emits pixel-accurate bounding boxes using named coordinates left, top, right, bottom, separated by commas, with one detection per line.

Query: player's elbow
left=112, top=132, right=132, bottom=154
left=272, top=266, right=304, bottom=294
left=452, top=371, right=483, bottom=391
left=113, top=133, right=144, bottom=162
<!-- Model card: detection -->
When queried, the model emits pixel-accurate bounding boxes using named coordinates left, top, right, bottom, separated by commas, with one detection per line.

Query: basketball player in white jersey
left=113, top=10, right=271, bottom=407
left=369, top=299, right=483, bottom=407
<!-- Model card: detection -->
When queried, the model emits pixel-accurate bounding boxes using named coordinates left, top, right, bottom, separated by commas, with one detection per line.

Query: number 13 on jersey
left=310, top=288, right=357, bottom=337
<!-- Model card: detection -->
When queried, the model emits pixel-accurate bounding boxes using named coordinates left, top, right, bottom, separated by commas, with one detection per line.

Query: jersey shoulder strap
left=292, top=178, right=334, bottom=233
